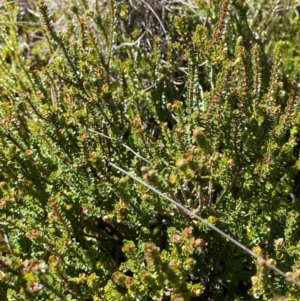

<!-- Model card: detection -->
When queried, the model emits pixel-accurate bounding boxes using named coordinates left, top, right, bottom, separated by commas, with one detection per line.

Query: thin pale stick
left=88, top=128, right=152, bottom=165
left=109, top=162, right=300, bottom=289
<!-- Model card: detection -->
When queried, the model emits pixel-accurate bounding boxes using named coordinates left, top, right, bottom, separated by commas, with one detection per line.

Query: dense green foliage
left=1, top=0, right=300, bottom=300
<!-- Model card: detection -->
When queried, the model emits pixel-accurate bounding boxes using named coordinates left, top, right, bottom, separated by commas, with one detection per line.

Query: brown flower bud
left=140, top=166, right=149, bottom=174
left=170, top=234, right=181, bottom=244
left=176, top=158, right=188, bottom=172
left=194, top=238, right=206, bottom=249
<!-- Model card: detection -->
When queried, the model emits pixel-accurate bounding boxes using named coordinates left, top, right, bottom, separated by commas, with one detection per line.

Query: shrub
left=0, top=0, right=300, bottom=300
